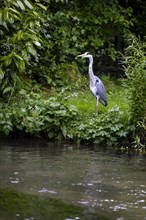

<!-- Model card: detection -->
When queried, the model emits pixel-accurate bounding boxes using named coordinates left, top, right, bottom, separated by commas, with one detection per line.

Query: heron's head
left=77, top=52, right=92, bottom=59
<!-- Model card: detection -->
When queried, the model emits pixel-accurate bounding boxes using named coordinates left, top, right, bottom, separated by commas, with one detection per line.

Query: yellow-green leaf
left=1, top=56, right=7, bottom=61
left=19, top=60, right=25, bottom=71
left=4, top=57, right=12, bottom=66
left=8, top=8, right=20, bottom=15
left=23, top=0, right=33, bottom=9
left=36, top=3, right=47, bottom=11
left=17, top=30, right=23, bottom=40
left=34, top=41, right=41, bottom=47
left=11, top=34, right=17, bottom=43
left=28, top=47, right=36, bottom=56
left=32, top=11, right=40, bottom=17
left=0, top=69, right=4, bottom=80
left=17, top=0, right=25, bottom=10
left=3, top=9, right=9, bottom=20
left=0, top=12, right=2, bottom=22
left=14, top=54, right=23, bottom=60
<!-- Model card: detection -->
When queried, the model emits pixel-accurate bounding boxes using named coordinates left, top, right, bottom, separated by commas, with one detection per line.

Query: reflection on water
left=0, top=139, right=146, bottom=220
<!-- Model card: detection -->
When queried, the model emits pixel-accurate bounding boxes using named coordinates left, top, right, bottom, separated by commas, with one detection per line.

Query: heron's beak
left=76, top=54, right=84, bottom=58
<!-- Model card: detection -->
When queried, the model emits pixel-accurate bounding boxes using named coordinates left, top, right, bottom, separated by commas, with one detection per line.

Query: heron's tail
left=100, top=99, right=107, bottom=106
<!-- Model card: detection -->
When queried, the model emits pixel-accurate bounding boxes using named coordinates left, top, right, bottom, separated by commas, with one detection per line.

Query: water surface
left=0, top=139, right=146, bottom=220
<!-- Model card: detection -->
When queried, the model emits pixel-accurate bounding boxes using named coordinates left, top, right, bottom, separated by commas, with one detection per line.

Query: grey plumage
left=77, top=52, right=107, bottom=113
left=94, top=75, right=107, bottom=106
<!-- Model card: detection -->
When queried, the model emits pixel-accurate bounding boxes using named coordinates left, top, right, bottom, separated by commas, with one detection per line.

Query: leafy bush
left=0, top=0, right=46, bottom=94
left=0, top=90, right=130, bottom=147
left=0, top=104, right=13, bottom=136
left=122, top=35, right=146, bottom=145
left=0, top=0, right=133, bottom=96
left=37, top=0, right=132, bottom=87
left=67, top=106, right=130, bottom=147
left=0, top=90, right=79, bottom=139
left=14, top=90, right=79, bottom=139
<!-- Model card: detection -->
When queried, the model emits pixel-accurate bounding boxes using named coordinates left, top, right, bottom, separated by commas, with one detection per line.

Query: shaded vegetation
left=0, top=188, right=110, bottom=220
left=0, top=79, right=131, bottom=147
left=122, top=36, right=146, bottom=146
left=0, top=0, right=133, bottom=93
left=0, top=189, right=83, bottom=220
left=0, top=0, right=146, bottom=148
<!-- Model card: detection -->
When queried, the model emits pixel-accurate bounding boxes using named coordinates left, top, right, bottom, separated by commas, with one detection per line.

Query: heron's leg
left=95, top=99, right=99, bottom=114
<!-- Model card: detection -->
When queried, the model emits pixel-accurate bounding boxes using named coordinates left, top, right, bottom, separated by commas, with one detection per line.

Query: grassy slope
left=68, top=76, right=129, bottom=116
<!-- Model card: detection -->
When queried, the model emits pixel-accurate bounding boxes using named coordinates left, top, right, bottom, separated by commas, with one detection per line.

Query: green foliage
left=0, top=88, right=130, bottom=146
left=14, top=90, right=79, bottom=139
left=0, top=90, right=79, bottom=139
left=0, top=105, right=13, bottom=136
left=75, top=0, right=132, bottom=59
left=68, top=106, right=130, bottom=146
left=1, top=1, right=144, bottom=148
left=0, top=0, right=133, bottom=96
left=36, top=0, right=132, bottom=87
left=0, top=0, right=46, bottom=94
left=122, top=35, right=146, bottom=145
left=35, top=9, right=86, bottom=87
left=0, top=74, right=133, bottom=147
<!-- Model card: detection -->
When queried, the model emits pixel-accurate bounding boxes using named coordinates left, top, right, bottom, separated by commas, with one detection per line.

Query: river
left=0, top=139, right=146, bottom=220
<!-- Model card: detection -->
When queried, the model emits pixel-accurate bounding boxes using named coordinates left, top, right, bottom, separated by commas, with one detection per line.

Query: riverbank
left=0, top=77, right=145, bottom=150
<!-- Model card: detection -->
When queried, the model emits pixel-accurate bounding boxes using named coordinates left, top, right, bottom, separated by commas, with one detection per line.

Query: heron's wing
left=95, top=76, right=107, bottom=106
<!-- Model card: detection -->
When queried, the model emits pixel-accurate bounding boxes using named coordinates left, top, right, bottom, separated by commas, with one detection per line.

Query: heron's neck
left=88, top=56, right=95, bottom=85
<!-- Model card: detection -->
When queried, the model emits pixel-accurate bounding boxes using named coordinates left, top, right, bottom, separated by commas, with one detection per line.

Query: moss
left=0, top=188, right=83, bottom=220
left=0, top=188, right=110, bottom=220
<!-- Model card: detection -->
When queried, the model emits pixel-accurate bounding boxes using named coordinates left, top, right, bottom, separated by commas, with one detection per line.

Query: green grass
left=68, top=76, right=130, bottom=115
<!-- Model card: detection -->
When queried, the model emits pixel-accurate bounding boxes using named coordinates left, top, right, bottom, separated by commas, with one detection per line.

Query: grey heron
left=77, top=52, right=107, bottom=113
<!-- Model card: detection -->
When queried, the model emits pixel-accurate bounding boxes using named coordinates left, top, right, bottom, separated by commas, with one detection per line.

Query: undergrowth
left=0, top=77, right=132, bottom=148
